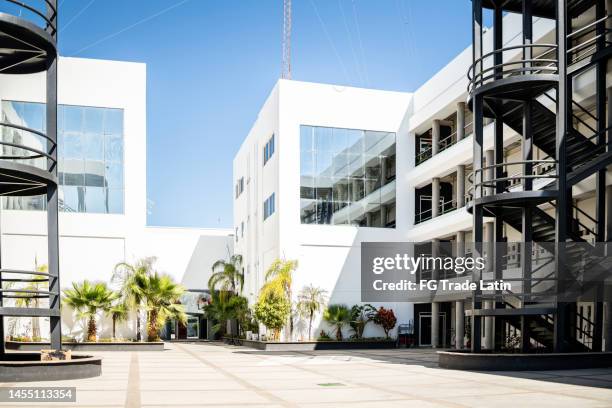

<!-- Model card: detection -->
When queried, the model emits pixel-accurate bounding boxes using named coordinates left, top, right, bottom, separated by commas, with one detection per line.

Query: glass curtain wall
left=300, top=125, right=396, bottom=228
left=1, top=101, right=124, bottom=214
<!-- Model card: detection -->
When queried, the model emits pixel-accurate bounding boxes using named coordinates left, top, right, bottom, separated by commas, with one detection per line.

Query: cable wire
left=350, top=0, right=370, bottom=87
left=338, top=0, right=364, bottom=87
left=60, top=0, right=96, bottom=33
left=70, top=0, right=191, bottom=56
left=308, top=0, right=351, bottom=84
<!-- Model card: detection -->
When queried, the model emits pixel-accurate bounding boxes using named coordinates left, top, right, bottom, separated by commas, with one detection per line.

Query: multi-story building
left=234, top=81, right=413, bottom=339
left=0, top=53, right=232, bottom=344
left=236, top=0, right=612, bottom=351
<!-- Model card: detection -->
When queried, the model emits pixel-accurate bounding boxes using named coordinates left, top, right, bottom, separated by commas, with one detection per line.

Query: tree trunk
left=136, top=313, right=141, bottom=341
left=32, top=298, right=40, bottom=339
left=336, top=324, right=342, bottom=341
left=87, top=316, right=97, bottom=342
left=308, top=313, right=313, bottom=340
left=147, top=310, right=158, bottom=341
left=112, top=317, right=117, bottom=339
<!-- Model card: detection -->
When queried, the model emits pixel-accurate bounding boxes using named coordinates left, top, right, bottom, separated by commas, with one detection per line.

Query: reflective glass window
left=300, top=125, right=396, bottom=228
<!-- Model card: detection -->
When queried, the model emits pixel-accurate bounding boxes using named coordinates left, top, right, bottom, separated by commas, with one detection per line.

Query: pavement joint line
left=172, top=342, right=299, bottom=408
left=125, top=352, right=141, bottom=408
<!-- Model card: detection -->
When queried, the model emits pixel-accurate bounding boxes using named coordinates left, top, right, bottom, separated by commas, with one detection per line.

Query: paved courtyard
left=1, top=342, right=612, bottom=407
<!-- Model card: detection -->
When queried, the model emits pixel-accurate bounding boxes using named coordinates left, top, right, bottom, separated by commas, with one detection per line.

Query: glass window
left=1, top=102, right=125, bottom=214
left=85, top=186, right=106, bottom=213
left=107, top=188, right=124, bottom=214
left=300, top=125, right=396, bottom=228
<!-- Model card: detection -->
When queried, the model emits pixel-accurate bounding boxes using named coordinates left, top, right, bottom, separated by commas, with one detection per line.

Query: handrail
left=541, top=92, right=599, bottom=137
left=467, top=44, right=558, bottom=93
left=0, top=122, right=56, bottom=169
left=3, top=0, right=58, bottom=34
left=567, top=14, right=611, bottom=39
left=467, top=160, right=557, bottom=198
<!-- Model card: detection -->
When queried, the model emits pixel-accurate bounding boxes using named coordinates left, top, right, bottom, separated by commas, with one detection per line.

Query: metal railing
left=1, top=0, right=58, bottom=36
left=415, top=122, right=474, bottom=166
left=467, top=44, right=558, bottom=93
left=467, top=159, right=558, bottom=199
left=567, top=14, right=612, bottom=66
left=414, top=197, right=458, bottom=224
left=0, top=122, right=56, bottom=173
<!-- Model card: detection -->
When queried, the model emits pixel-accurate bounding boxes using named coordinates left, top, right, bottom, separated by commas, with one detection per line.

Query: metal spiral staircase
left=467, top=0, right=611, bottom=352
left=0, top=0, right=60, bottom=354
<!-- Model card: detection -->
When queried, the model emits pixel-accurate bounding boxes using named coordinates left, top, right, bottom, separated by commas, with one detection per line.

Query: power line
left=338, top=0, right=364, bottom=87
left=308, top=0, right=350, bottom=84
left=60, top=0, right=96, bottom=33
left=70, top=0, right=191, bottom=56
left=350, top=0, right=369, bottom=87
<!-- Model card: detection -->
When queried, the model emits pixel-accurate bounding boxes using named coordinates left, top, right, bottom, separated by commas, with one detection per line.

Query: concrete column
left=381, top=157, right=388, bottom=185
left=455, top=301, right=465, bottom=349
left=485, top=221, right=494, bottom=272
left=432, top=119, right=440, bottom=156
left=606, top=186, right=612, bottom=242
left=431, top=302, right=440, bottom=348
left=605, top=301, right=612, bottom=352
left=366, top=212, right=372, bottom=227
left=432, top=177, right=440, bottom=218
left=365, top=167, right=374, bottom=195
left=457, top=102, right=466, bottom=141
left=457, top=165, right=465, bottom=208
left=485, top=149, right=494, bottom=196
left=352, top=179, right=359, bottom=202
left=484, top=300, right=495, bottom=350
left=380, top=204, right=387, bottom=227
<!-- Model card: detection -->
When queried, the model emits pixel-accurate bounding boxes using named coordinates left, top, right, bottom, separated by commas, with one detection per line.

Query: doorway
left=418, top=312, right=446, bottom=347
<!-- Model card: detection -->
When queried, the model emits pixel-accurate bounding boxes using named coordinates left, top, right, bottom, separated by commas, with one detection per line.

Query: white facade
left=1, top=57, right=232, bottom=341
left=234, top=80, right=412, bottom=339
left=233, top=13, right=578, bottom=341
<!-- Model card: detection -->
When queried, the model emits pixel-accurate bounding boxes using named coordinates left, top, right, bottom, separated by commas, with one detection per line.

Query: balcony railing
left=415, top=122, right=474, bottom=166
left=414, top=197, right=458, bottom=224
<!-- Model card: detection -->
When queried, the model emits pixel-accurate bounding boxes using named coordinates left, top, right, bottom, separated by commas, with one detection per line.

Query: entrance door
left=419, top=312, right=447, bottom=346
left=186, top=315, right=199, bottom=339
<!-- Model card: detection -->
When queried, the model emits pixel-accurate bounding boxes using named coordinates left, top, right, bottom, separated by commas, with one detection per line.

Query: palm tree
left=141, top=272, right=187, bottom=341
left=63, top=281, right=117, bottom=341
left=113, top=257, right=156, bottom=341
left=208, top=254, right=244, bottom=297
left=297, top=285, right=327, bottom=340
left=14, top=263, right=48, bottom=339
left=261, top=259, right=298, bottom=340
left=350, top=304, right=377, bottom=339
left=107, top=302, right=129, bottom=339
left=323, top=304, right=351, bottom=341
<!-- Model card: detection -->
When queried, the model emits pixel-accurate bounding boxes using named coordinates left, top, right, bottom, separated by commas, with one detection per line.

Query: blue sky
left=58, top=0, right=475, bottom=229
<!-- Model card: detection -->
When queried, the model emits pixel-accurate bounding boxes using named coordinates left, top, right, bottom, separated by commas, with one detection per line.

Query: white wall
left=236, top=80, right=413, bottom=339
left=0, top=57, right=233, bottom=341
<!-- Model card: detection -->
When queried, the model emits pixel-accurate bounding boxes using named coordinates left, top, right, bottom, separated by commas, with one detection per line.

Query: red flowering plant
left=373, top=307, right=397, bottom=339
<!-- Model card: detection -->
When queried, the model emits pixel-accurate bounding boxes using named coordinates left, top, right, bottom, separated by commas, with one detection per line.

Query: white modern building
left=1, top=57, right=233, bottom=341
left=234, top=9, right=612, bottom=349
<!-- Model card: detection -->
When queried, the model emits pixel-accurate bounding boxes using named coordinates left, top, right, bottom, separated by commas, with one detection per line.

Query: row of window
left=235, top=134, right=276, bottom=236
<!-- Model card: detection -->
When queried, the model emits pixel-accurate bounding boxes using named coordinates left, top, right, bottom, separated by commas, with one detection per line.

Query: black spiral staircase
left=467, top=0, right=611, bottom=353
left=0, top=1, right=61, bottom=355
